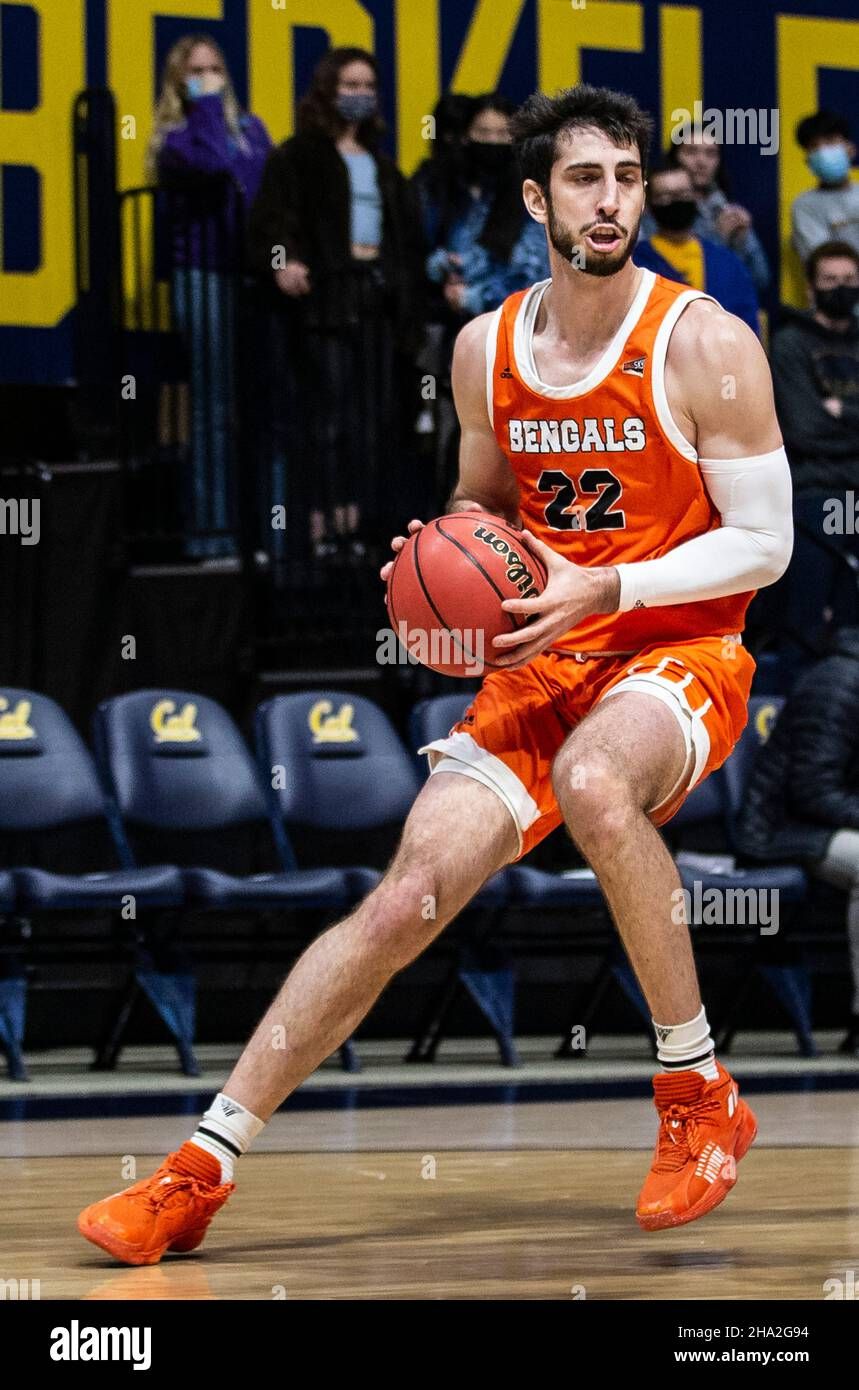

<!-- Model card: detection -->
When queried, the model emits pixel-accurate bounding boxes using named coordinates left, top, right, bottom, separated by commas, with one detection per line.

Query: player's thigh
left=387, top=769, right=518, bottom=920
left=553, top=690, right=689, bottom=819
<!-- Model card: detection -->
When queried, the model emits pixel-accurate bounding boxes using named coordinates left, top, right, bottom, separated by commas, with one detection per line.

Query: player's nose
left=596, top=185, right=621, bottom=218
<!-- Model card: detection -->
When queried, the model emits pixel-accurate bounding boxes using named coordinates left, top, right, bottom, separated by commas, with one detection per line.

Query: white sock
left=653, top=1006, right=719, bottom=1081
left=189, top=1093, right=266, bottom=1181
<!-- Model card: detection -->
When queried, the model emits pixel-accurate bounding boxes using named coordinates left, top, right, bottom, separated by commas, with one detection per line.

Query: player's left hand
left=492, top=531, right=619, bottom=668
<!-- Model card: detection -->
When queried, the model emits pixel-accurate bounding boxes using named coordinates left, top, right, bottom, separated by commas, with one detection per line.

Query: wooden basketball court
left=3, top=1050, right=858, bottom=1300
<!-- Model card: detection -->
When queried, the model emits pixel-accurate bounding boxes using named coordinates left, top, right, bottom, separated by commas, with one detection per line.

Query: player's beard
left=546, top=194, right=640, bottom=278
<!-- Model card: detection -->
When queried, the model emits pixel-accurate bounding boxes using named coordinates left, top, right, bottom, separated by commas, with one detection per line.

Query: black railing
left=69, top=91, right=437, bottom=682
left=114, top=177, right=248, bottom=562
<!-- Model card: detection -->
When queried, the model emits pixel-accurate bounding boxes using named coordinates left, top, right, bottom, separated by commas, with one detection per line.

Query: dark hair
left=645, top=155, right=695, bottom=203
left=467, top=91, right=516, bottom=130
left=510, top=84, right=653, bottom=191
left=795, top=110, right=852, bottom=150
left=432, top=92, right=477, bottom=148
left=297, top=46, right=385, bottom=146
left=805, top=239, right=859, bottom=283
left=665, top=135, right=731, bottom=196
left=417, top=91, right=525, bottom=265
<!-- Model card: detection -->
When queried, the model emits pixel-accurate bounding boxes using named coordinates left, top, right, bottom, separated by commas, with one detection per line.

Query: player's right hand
left=380, top=519, right=423, bottom=582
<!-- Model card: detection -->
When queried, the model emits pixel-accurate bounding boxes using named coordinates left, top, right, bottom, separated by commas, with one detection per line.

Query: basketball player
left=78, top=85, right=792, bottom=1264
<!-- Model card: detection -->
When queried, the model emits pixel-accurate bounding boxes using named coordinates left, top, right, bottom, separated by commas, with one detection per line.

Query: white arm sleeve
left=614, top=445, right=793, bottom=612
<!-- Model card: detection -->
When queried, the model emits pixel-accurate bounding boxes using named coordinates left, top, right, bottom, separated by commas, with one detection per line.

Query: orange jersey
left=487, top=268, right=754, bottom=651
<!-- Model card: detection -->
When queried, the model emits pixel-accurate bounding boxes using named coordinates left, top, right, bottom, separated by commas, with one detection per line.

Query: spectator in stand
left=768, top=240, right=859, bottom=668
left=737, top=628, right=859, bottom=1058
left=413, top=93, right=549, bottom=505
left=420, top=93, right=549, bottom=321
left=410, top=92, right=476, bottom=269
left=792, top=111, right=859, bottom=263
left=659, top=131, right=770, bottom=294
left=148, top=34, right=271, bottom=559
left=248, top=47, right=424, bottom=561
left=408, top=94, right=477, bottom=486
left=633, top=162, right=759, bottom=333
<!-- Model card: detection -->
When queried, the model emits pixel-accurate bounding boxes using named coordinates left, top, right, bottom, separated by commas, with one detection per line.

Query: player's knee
left=552, top=749, right=638, bottom=849
left=356, top=865, right=446, bottom=969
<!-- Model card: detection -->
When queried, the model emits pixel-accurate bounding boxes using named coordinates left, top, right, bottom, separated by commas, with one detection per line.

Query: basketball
left=385, top=513, right=547, bottom=677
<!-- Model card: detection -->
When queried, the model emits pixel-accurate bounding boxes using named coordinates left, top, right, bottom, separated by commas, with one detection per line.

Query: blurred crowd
left=149, top=39, right=859, bottom=628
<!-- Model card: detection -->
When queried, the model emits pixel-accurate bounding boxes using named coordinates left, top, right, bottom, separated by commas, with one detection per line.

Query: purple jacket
left=157, top=93, right=272, bottom=272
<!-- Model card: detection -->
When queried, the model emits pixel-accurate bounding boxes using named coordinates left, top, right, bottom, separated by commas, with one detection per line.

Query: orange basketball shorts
left=418, top=635, right=755, bottom=860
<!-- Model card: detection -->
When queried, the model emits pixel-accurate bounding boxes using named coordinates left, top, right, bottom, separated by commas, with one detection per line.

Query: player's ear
left=522, top=178, right=548, bottom=224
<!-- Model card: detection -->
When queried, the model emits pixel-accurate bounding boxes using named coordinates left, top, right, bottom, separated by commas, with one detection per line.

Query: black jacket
left=246, top=129, right=424, bottom=350
left=737, top=628, right=859, bottom=863
left=771, top=308, right=859, bottom=493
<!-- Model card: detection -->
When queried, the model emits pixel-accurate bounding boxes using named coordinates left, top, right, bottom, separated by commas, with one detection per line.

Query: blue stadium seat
left=94, top=690, right=357, bottom=911
left=258, top=690, right=421, bottom=839
left=0, top=688, right=186, bottom=1081
left=93, top=689, right=364, bottom=1073
left=255, top=690, right=421, bottom=890
left=0, top=689, right=185, bottom=913
left=13, top=864, right=182, bottom=910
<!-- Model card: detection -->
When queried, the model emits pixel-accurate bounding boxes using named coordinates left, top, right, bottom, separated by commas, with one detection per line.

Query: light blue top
left=342, top=151, right=382, bottom=248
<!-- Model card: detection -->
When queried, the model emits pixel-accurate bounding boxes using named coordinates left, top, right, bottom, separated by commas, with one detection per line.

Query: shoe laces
left=653, top=1095, right=722, bottom=1173
left=140, top=1169, right=198, bottom=1213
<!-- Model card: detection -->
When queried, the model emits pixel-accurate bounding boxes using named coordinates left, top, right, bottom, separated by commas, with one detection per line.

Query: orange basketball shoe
left=77, top=1142, right=235, bottom=1265
left=636, top=1061, right=757, bottom=1231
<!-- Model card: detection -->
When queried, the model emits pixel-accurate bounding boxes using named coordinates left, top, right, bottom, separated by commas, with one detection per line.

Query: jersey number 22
left=537, top=468, right=626, bottom=532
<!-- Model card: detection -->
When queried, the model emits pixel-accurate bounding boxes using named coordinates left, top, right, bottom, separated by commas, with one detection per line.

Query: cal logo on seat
left=150, top=700, right=201, bottom=744
left=755, top=703, right=777, bottom=742
left=308, top=700, right=358, bottom=744
left=0, top=697, right=35, bottom=740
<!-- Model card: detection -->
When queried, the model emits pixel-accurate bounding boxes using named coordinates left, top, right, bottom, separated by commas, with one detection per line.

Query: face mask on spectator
left=464, top=141, right=513, bottom=183
left=814, top=284, right=859, bottom=318
left=651, top=199, right=698, bottom=233
left=336, top=92, right=377, bottom=123
left=807, top=143, right=852, bottom=184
